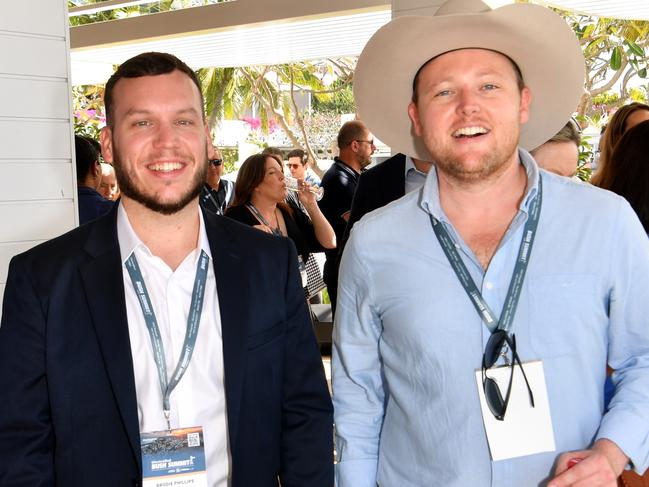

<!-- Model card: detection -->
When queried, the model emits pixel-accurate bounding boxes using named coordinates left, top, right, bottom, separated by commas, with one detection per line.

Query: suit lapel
left=79, top=209, right=142, bottom=473
left=204, top=211, right=247, bottom=452
left=79, top=208, right=250, bottom=462
left=393, top=153, right=407, bottom=199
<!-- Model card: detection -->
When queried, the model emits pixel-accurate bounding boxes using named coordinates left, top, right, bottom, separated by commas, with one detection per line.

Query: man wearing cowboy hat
left=332, top=1, right=649, bottom=486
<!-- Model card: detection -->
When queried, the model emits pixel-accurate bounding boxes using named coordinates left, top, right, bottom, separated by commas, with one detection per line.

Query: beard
left=112, top=143, right=208, bottom=215
left=428, top=127, right=520, bottom=184
left=360, top=154, right=372, bottom=170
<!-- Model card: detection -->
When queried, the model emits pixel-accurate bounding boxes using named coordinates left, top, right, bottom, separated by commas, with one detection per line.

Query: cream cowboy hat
left=353, top=0, right=585, bottom=157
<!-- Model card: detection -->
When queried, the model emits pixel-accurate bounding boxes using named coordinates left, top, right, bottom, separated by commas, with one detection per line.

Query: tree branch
left=288, top=66, right=323, bottom=177
left=620, top=66, right=637, bottom=99
left=590, top=58, right=629, bottom=96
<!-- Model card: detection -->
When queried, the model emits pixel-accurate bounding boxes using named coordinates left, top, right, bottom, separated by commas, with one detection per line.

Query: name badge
left=474, top=360, right=556, bottom=461
left=141, top=426, right=207, bottom=487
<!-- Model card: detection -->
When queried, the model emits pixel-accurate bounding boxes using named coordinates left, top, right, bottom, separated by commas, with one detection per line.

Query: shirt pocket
left=527, top=274, right=604, bottom=358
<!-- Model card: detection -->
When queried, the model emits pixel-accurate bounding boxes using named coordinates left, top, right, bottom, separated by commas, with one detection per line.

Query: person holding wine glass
left=226, top=153, right=336, bottom=268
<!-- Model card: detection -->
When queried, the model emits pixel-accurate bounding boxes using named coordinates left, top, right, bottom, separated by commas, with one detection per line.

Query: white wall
left=0, top=0, right=76, bottom=312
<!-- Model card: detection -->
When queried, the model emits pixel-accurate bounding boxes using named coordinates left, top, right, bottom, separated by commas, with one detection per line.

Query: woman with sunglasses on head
left=226, top=153, right=336, bottom=273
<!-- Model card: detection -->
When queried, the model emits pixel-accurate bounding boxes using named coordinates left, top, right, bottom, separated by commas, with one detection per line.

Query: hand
left=548, top=439, right=628, bottom=487
left=296, top=179, right=317, bottom=207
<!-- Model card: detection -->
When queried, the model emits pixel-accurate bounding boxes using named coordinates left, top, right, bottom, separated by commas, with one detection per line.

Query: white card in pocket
left=475, top=360, right=556, bottom=461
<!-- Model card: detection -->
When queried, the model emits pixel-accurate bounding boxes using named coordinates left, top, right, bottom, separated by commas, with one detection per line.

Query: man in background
left=286, top=148, right=320, bottom=186
left=200, top=147, right=234, bottom=215
left=318, top=120, right=374, bottom=313
left=531, top=120, right=581, bottom=178
left=341, top=152, right=432, bottom=251
left=75, top=134, right=114, bottom=224
left=99, top=162, right=120, bottom=200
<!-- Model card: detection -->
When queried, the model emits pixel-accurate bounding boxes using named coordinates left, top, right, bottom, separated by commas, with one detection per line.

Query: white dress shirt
left=117, top=203, right=230, bottom=487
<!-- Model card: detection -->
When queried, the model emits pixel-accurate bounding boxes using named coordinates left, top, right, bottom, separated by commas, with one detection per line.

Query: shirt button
left=485, top=281, right=494, bottom=290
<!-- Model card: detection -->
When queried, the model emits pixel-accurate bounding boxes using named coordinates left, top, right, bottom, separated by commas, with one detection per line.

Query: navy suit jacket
left=340, top=153, right=407, bottom=255
left=0, top=206, right=333, bottom=487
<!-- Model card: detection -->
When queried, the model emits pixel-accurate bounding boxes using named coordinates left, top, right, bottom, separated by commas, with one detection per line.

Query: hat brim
left=354, top=4, right=585, bottom=158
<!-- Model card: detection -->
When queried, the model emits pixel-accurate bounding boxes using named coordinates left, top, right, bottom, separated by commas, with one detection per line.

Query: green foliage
left=199, top=60, right=354, bottom=129
left=72, top=84, right=106, bottom=140
left=576, top=135, right=594, bottom=182
left=629, top=86, right=648, bottom=102
left=68, top=1, right=145, bottom=26
left=197, top=59, right=355, bottom=172
left=591, top=91, right=620, bottom=106
left=220, top=148, right=238, bottom=174
left=610, top=46, right=622, bottom=70
left=555, top=9, right=649, bottom=118
left=311, top=78, right=355, bottom=114
left=68, top=0, right=227, bottom=26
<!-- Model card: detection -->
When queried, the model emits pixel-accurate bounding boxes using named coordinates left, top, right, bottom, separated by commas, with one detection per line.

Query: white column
left=0, top=0, right=76, bottom=311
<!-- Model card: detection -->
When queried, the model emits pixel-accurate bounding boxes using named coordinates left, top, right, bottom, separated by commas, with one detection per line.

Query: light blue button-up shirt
left=404, top=155, right=428, bottom=195
left=333, top=150, right=649, bottom=487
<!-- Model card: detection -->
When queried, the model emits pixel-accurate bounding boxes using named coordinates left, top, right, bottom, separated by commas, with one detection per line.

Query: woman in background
left=226, top=153, right=336, bottom=265
left=592, top=102, right=649, bottom=186
left=594, top=119, right=649, bottom=430
left=595, top=120, right=649, bottom=233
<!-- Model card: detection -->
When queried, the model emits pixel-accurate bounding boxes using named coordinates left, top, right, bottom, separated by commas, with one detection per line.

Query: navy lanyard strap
left=246, top=204, right=282, bottom=237
left=203, top=184, right=224, bottom=215
left=429, top=177, right=542, bottom=334
left=125, top=249, right=210, bottom=430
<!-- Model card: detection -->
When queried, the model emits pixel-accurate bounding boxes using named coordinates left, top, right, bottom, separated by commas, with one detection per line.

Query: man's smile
left=452, top=126, right=490, bottom=138
left=147, top=161, right=185, bottom=172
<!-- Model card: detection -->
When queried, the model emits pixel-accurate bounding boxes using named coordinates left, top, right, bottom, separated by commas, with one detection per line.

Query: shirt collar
left=334, top=156, right=361, bottom=176
left=117, top=201, right=213, bottom=265
left=404, top=155, right=426, bottom=177
left=420, top=147, right=541, bottom=221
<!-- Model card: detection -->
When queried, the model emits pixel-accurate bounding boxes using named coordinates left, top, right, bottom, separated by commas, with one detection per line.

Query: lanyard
left=429, top=177, right=542, bottom=334
left=125, top=249, right=210, bottom=430
left=246, top=203, right=282, bottom=236
left=203, top=184, right=224, bottom=215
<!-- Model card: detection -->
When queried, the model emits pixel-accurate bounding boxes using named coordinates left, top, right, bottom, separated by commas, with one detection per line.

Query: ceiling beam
left=69, top=0, right=155, bottom=16
left=70, top=0, right=388, bottom=50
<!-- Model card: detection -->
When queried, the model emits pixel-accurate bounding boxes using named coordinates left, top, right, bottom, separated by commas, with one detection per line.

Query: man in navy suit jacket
left=344, top=153, right=407, bottom=239
left=340, top=153, right=432, bottom=256
left=0, top=52, right=332, bottom=487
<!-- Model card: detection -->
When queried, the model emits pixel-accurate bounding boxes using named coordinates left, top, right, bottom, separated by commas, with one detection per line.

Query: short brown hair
left=412, top=49, right=525, bottom=103
left=261, top=147, right=284, bottom=160
left=532, top=120, right=581, bottom=152
left=104, top=52, right=204, bottom=126
left=287, top=148, right=307, bottom=164
left=337, top=120, right=368, bottom=149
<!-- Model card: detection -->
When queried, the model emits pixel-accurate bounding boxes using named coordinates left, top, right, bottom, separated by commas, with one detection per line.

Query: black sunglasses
left=209, top=158, right=223, bottom=167
left=355, top=139, right=375, bottom=146
left=481, top=331, right=535, bottom=421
